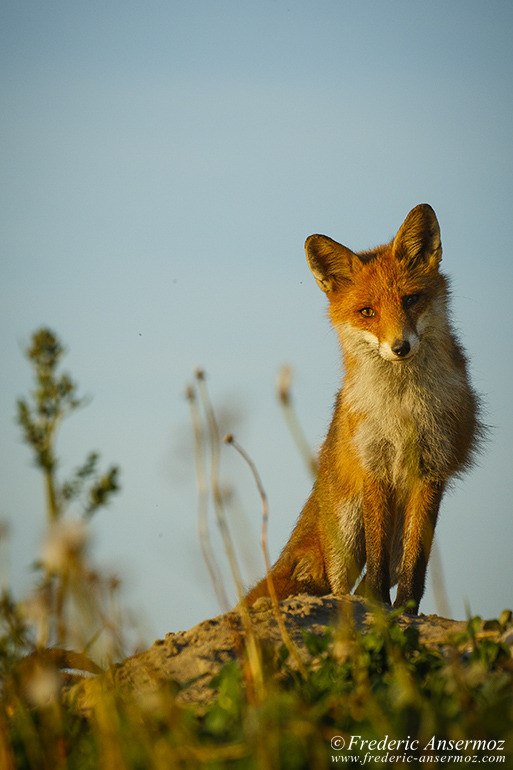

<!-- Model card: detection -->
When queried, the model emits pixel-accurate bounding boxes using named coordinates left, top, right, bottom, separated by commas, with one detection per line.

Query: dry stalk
left=427, top=539, right=451, bottom=618
left=186, top=385, right=229, bottom=612
left=276, top=365, right=318, bottom=479
left=0, top=710, right=16, bottom=770
left=224, top=434, right=306, bottom=676
left=194, top=370, right=264, bottom=699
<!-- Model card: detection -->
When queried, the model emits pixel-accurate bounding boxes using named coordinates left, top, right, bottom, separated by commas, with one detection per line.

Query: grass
left=1, top=329, right=512, bottom=769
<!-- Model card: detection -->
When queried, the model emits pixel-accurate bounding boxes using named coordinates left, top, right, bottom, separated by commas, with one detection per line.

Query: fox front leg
left=394, top=479, right=444, bottom=613
left=361, top=477, right=395, bottom=605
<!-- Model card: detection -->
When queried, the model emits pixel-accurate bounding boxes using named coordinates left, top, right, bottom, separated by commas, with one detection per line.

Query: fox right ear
left=305, top=235, right=361, bottom=293
left=392, top=204, right=442, bottom=269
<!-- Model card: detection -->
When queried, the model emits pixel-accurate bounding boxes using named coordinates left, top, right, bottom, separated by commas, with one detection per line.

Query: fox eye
left=403, top=293, right=420, bottom=309
left=360, top=307, right=375, bottom=318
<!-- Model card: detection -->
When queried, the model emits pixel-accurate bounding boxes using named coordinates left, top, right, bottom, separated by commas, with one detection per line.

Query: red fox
left=247, top=204, right=482, bottom=613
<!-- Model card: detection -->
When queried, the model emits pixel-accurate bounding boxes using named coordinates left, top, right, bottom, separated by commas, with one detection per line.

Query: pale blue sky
left=1, top=1, right=512, bottom=641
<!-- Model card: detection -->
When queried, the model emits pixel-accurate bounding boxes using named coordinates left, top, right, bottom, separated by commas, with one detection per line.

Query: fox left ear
left=392, top=204, right=442, bottom=269
left=305, top=234, right=362, bottom=293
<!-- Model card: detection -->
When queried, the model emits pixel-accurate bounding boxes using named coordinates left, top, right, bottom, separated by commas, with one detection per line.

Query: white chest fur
left=342, top=335, right=469, bottom=484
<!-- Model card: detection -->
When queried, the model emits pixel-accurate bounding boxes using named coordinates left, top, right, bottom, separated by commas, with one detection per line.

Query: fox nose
left=391, top=340, right=411, bottom=358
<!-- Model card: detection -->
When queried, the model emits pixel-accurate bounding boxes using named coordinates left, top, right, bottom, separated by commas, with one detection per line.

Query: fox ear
left=392, top=204, right=442, bottom=269
left=305, top=234, right=362, bottom=293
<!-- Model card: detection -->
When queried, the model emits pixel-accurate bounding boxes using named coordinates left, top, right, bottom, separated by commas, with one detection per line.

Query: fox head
left=305, top=204, right=449, bottom=363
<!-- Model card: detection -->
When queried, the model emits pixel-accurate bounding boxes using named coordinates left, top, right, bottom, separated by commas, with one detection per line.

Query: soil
left=73, top=593, right=486, bottom=711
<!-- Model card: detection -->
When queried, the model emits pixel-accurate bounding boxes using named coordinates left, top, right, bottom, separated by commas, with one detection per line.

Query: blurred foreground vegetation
left=1, top=329, right=512, bottom=769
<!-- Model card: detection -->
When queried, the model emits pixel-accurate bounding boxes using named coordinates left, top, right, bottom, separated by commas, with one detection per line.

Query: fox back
left=246, top=204, right=482, bottom=613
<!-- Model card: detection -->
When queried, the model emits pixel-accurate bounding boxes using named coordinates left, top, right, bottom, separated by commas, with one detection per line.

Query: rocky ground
left=74, top=594, right=486, bottom=710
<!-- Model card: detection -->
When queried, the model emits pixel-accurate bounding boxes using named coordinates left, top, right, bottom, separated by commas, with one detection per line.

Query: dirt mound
left=74, top=594, right=475, bottom=710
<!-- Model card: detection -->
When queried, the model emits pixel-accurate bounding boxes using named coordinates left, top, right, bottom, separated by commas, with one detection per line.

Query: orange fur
left=246, top=204, right=483, bottom=613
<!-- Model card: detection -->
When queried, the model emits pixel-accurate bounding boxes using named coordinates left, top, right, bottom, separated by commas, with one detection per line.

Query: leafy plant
left=17, top=328, right=119, bottom=524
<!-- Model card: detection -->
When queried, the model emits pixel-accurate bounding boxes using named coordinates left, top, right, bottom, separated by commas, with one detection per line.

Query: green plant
left=17, top=328, right=119, bottom=524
